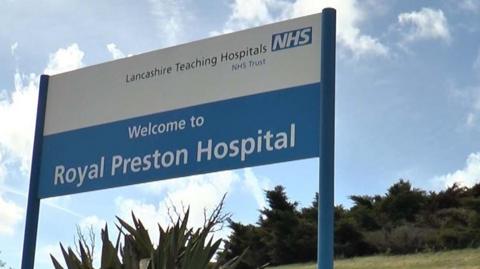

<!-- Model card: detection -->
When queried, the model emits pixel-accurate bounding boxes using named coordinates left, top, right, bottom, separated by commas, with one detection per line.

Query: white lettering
left=214, top=142, right=229, bottom=159
left=54, top=165, right=65, bottom=185
left=197, top=140, right=212, bottom=162
left=111, top=155, right=123, bottom=176
left=127, top=119, right=187, bottom=139
left=196, top=123, right=297, bottom=162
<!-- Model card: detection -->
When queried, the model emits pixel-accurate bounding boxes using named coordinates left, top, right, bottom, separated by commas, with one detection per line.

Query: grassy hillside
left=267, top=248, right=480, bottom=269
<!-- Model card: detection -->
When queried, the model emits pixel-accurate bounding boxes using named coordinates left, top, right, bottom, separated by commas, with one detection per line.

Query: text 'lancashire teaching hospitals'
left=124, top=26, right=312, bottom=84
left=124, top=44, right=268, bottom=84
left=53, top=124, right=296, bottom=188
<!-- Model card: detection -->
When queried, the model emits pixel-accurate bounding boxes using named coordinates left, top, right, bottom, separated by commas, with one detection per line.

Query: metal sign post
left=21, top=75, right=49, bottom=269
left=318, top=8, right=336, bottom=269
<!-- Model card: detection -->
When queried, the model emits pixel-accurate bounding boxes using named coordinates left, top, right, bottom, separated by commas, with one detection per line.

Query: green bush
left=364, top=225, right=437, bottom=254
left=436, top=227, right=480, bottom=250
left=334, top=218, right=376, bottom=258
left=51, top=210, right=246, bottom=269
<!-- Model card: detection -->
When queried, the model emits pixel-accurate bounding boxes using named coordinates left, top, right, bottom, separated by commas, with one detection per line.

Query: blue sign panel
left=38, top=83, right=320, bottom=198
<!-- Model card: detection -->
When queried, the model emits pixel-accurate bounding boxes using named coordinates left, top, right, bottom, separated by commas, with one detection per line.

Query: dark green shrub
left=51, top=210, right=246, bottom=269
left=364, top=225, right=437, bottom=254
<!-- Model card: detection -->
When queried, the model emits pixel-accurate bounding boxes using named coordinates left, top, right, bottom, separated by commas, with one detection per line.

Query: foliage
left=219, top=221, right=268, bottom=269
left=342, top=180, right=480, bottom=256
left=381, top=180, right=426, bottom=223
left=259, top=186, right=300, bottom=265
left=51, top=179, right=480, bottom=268
left=51, top=207, right=246, bottom=269
left=219, top=186, right=317, bottom=268
left=221, top=180, right=480, bottom=267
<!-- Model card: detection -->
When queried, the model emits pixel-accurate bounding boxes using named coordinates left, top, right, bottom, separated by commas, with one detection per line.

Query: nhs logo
left=271, top=27, right=312, bottom=51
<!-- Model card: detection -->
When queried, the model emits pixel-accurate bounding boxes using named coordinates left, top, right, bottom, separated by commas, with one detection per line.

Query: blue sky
left=1, top=0, right=480, bottom=268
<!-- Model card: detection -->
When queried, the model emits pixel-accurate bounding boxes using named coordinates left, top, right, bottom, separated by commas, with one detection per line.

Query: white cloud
left=147, top=0, right=187, bottom=47
left=142, top=169, right=269, bottom=210
left=0, top=152, right=6, bottom=185
left=141, top=170, right=239, bottom=196
left=464, top=91, right=480, bottom=128
left=215, top=0, right=388, bottom=58
left=474, top=48, right=480, bottom=74
left=10, top=42, right=18, bottom=56
left=106, top=43, right=125, bottom=60
left=0, top=43, right=85, bottom=236
left=38, top=243, right=64, bottom=267
left=114, top=170, right=245, bottom=242
left=435, top=152, right=480, bottom=188
left=79, top=215, right=106, bottom=232
left=466, top=112, right=476, bottom=127
left=0, top=72, right=39, bottom=174
left=44, top=43, right=84, bottom=75
left=159, top=171, right=240, bottom=227
left=0, top=151, right=26, bottom=236
left=243, top=168, right=270, bottom=209
left=116, top=168, right=274, bottom=244
left=459, top=0, right=480, bottom=13
left=114, top=197, right=164, bottom=240
left=0, top=43, right=85, bottom=175
left=398, top=8, right=451, bottom=43
left=131, top=171, right=238, bottom=220
left=0, top=194, right=24, bottom=236
left=216, top=0, right=284, bottom=33
left=290, top=0, right=388, bottom=57
left=39, top=216, right=103, bottom=268
left=463, top=48, right=480, bottom=127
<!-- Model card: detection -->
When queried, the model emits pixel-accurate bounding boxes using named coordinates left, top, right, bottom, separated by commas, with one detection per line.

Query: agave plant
left=51, top=209, right=246, bottom=269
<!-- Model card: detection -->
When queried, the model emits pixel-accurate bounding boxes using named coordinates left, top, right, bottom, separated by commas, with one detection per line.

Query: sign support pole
left=318, top=8, right=336, bottom=269
left=21, top=75, right=49, bottom=269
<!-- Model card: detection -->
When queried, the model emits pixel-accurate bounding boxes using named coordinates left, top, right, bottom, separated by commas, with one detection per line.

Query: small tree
left=380, top=179, right=426, bottom=223
left=259, top=186, right=299, bottom=265
left=218, top=221, right=268, bottom=269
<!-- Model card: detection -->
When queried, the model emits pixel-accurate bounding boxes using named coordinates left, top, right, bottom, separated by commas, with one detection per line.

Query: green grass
left=267, top=248, right=480, bottom=269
